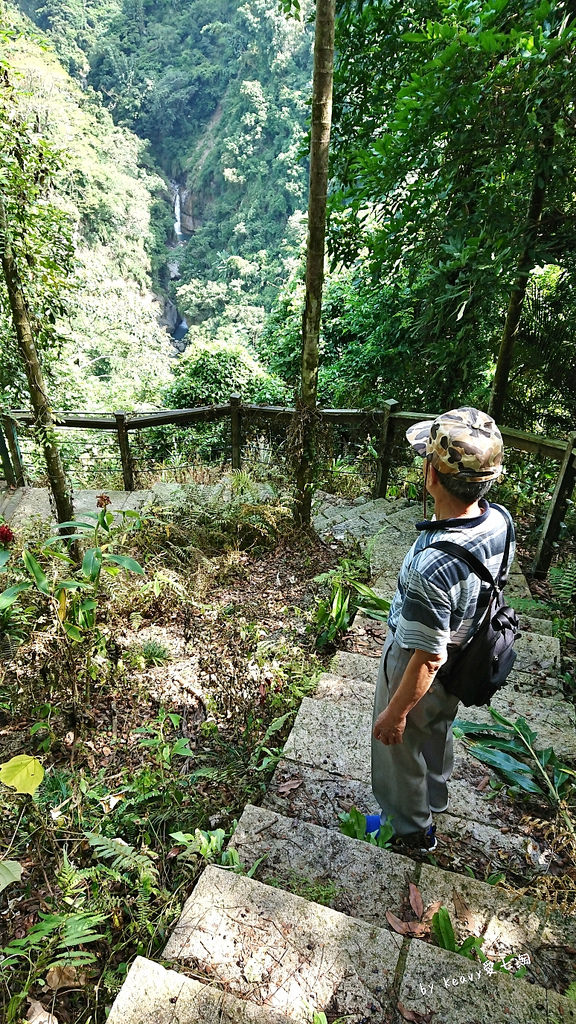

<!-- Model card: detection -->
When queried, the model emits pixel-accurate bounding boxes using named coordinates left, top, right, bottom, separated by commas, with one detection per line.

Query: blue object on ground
left=365, top=813, right=382, bottom=836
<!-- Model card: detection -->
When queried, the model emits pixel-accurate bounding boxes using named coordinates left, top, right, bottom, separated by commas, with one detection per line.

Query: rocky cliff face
left=179, top=187, right=200, bottom=234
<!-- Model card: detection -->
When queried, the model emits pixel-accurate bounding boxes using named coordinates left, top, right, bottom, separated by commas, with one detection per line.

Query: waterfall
left=171, top=181, right=183, bottom=241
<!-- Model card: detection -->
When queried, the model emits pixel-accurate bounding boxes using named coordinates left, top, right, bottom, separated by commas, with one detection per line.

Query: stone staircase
left=104, top=494, right=576, bottom=1023
left=3, top=487, right=575, bottom=1021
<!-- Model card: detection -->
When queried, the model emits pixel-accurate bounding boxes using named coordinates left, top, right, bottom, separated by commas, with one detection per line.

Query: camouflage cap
left=405, top=407, right=503, bottom=481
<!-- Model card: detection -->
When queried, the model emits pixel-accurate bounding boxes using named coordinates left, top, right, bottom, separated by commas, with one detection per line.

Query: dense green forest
left=2, top=0, right=576, bottom=434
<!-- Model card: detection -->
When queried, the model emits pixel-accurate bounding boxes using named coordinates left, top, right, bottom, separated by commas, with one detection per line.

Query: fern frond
left=86, top=833, right=159, bottom=880
left=548, top=563, right=576, bottom=605
left=56, top=851, right=87, bottom=903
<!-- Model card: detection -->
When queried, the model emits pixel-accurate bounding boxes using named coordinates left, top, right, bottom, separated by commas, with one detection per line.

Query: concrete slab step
left=457, top=688, right=575, bottom=759
left=107, top=955, right=292, bottom=1024
left=519, top=613, right=555, bottom=636
left=163, top=864, right=402, bottom=1022
left=398, top=939, right=576, bottom=1024
left=276, top=698, right=563, bottom=870
left=0, top=488, right=23, bottom=521
left=160, top=863, right=576, bottom=1024
left=231, top=804, right=576, bottom=993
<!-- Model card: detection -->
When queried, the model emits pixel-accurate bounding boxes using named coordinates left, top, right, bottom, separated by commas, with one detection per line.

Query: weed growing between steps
left=0, top=487, right=347, bottom=1024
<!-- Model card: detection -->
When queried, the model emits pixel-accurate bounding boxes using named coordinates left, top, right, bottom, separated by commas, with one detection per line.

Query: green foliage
left=139, top=639, right=172, bottom=667
left=265, top=873, right=340, bottom=906
left=339, top=806, right=394, bottom=849
left=0, top=754, right=44, bottom=796
left=432, top=906, right=483, bottom=959
left=454, top=709, right=576, bottom=835
left=0, top=15, right=174, bottom=414
left=314, top=556, right=389, bottom=648
left=165, top=338, right=288, bottom=408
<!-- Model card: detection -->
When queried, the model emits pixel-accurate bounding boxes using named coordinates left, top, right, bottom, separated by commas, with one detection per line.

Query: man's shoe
left=394, top=824, right=438, bottom=853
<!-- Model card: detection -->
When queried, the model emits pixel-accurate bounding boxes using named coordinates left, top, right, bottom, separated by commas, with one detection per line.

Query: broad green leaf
left=105, top=554, right=145, bottom=574
left=46, top=522, right=96, bottom=533
left=0, top=582, right=32, bottom=609
left=468, top=745, right=543, bottom=793
left=63, top=622, right=83, bottom=642
left=488, top=707, right=515, bottom=729
left=432, top=907, right=457, bottom=951
left=0, top=755, right=45, bottom=795
left=22, top=550, right=50, bottom=595
left=55, top=580, right=91, bottom=591
left=453, top=718, right=509, bottom=734
left=0, top=860, right=22, bottom=893
left=513, top=717, right=538, bottom=746
left=172, top=738, right=195, bottom=757
left=82, top=548, right=102, bottom=582
left=0, top=550, right=11, bottom=571
left=262, top=712, right=291, bottom=743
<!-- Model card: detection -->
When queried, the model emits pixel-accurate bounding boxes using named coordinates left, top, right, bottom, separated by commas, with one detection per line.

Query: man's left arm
left=373, top=648, right=446, bottom=745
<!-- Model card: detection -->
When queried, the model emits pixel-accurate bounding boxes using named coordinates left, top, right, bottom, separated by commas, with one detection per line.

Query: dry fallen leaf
left=385, top=910, right=430, bottom=937
left=46, top=965, right=85, bottom=991
left=476, top=775, right=491, bottom=792
left=452, top=890, right=477, bottom=929
left=408, top=882, right=424, bottom=920
left=277, top=779, right=303, bottom=794
left=421, top=900, right=442, bottom=923
left=26, top=999, right=59, bottom=1024
left=397, top=1001, right=433, bottom=1023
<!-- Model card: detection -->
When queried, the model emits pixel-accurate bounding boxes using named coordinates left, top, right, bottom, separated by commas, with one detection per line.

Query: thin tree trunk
left=489, top=124, right=555, bottom=421
left=293, top=0, right=335, bottom=526
left=0, top=196, right=76, bottom=535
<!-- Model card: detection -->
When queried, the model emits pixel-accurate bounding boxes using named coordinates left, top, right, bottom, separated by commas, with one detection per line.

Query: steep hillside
left=15, top=0, right=314, bottom=364
left=1, top=8, right=175, bottom=411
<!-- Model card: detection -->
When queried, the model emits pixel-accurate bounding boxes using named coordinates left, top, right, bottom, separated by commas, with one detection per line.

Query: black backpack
left=429, top=505, right=520, bottom=707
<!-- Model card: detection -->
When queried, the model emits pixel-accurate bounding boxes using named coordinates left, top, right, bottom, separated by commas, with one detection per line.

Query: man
left=368, top=407, right=515, bottom=852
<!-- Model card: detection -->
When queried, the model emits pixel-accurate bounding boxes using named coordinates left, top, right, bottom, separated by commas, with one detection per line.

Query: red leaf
left=409, top=882, right=424, bottom=920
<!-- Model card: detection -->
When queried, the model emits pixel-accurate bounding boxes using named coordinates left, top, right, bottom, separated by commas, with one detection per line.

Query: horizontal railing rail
left=1, top=398, right=575, bottom=577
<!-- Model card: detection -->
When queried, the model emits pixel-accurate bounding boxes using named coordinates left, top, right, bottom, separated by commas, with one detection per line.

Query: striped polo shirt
left=388, top=501, right=515, bottom=657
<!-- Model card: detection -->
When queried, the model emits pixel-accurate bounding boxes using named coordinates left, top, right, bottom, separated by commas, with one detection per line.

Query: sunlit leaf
left=0, top=754, right=45, bottom=795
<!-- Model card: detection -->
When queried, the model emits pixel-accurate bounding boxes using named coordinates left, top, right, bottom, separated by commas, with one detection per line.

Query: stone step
left=273, top=695, right=572, bottom=871
left=5, top=486, right=154, bottom=531
left=331, top=627, right=561, bottom=682
left=161, top=864, right=576, bottom=1023
left=0, top=489, right=23, bottom=522
left=163, top=864, right=403, bottom=1021
left=231, top=803, right=576, bottom=994
left=106, top=955, right=293, bottom=1024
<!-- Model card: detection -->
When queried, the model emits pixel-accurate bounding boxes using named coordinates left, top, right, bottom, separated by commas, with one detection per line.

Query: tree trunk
left=489, top=123, right=555, bottom=422
left=293, top=0, right=335, bottom=526
left=0, top=196, right=76, bottom=534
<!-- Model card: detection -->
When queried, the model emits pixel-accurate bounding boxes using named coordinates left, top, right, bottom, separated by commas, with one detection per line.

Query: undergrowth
left=0, top=476, right=337, bottom=1023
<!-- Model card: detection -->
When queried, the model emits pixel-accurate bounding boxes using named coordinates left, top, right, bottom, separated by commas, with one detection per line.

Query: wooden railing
left=1, top=398, right=575, bottom=578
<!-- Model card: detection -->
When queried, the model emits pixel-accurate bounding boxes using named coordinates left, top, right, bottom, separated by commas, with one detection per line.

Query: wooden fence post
left=0, top=422, right=16, bottom=488
left=373, top=399, right=399, bottom=499
left=230, top=394, right=242, bottom=470
left=1, top=415, right=26, bottom=487
left=114, top=412, right=134, bottom=491
left=532, top=432, right=576, bottom=579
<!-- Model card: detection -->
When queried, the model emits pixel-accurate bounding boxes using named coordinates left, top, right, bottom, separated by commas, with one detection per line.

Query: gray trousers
left=371, top=632, right=460, bottom=834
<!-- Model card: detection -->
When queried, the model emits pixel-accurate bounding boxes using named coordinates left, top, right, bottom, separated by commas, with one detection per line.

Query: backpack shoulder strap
left=427, top=503, right=513, bottom=591
left=428, top=540, right=497, bottom=589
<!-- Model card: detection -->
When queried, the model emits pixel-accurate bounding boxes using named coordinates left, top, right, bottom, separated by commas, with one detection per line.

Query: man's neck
left=432, top=495, right=482, bottom=522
